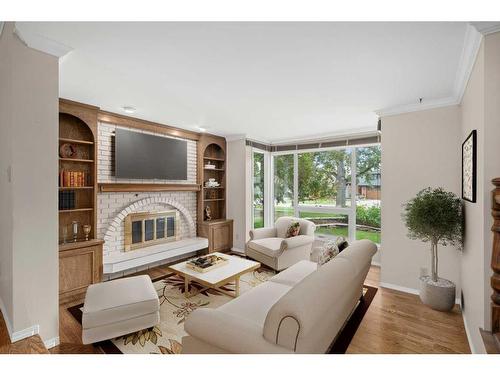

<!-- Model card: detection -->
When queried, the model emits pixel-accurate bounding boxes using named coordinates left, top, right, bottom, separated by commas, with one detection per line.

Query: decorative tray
left=186, top=255, right=229, bottom=273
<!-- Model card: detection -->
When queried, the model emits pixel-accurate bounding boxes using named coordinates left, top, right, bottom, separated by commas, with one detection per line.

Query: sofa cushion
left=269, top=260, right=317, bottom=287
left=218, top=280, right=291, bottom=326
left=247, top=237, right=283, bottom=258
left=82, top=275, right=159, bottom=329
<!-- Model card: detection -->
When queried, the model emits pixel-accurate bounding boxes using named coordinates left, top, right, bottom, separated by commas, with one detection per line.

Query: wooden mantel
left=98, top=183, right=201, bottom=193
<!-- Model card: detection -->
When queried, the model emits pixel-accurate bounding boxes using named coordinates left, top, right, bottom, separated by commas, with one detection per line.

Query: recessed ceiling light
left=122, top=106, right=136, bottom=114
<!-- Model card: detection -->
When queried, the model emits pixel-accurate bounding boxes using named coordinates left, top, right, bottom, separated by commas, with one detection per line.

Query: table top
left=168, top=252, right=260, bottom=286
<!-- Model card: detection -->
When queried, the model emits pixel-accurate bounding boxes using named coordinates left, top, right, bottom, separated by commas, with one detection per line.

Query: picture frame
left=462, top=129, right=477, bottom=203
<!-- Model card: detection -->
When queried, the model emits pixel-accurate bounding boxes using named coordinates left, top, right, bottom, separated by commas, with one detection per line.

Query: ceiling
left=17, top=22, right=469, bottom=143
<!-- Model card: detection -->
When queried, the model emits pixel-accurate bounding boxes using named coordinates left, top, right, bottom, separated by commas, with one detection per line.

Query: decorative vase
left=419, top=276, right=456, bottom=311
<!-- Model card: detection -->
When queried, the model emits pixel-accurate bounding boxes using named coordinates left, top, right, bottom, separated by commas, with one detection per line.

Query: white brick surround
left=96, top=122, right=199, bottom=278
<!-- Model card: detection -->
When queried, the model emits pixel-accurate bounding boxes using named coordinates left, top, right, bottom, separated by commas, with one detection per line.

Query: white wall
left=226, top=139, right=252, bottom=251
left=0, top=22, right=59, bottom=345
left=380, top=106, right=462, bottom=296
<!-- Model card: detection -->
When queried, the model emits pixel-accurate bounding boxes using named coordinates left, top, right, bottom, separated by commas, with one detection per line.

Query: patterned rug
left=68, top=267, right=377, bottom=354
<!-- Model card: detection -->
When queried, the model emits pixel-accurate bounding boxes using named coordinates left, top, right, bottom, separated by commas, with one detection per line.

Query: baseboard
left=379, top=282, right=461, bottom=305
left=43, top=336, right=60, bottom=349
left=379, top=282, right=420, bottom=295
left=10, top=324, right=40, bottom=343
left=0, top=295, right=42, bottom=343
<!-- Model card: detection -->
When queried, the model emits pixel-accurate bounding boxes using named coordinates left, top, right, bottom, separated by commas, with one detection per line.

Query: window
left=298, top=149, right=352, bottom=208
left=269, top=144, right=381, bottom=244
left=253, top=152, right=265, bottom=228
left=355, top=145, right=381, bottom=244
left=273, top=154, right=294, bottom=220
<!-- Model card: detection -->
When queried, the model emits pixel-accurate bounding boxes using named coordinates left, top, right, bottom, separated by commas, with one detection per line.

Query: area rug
left=68, top=268, right=377, bottom=354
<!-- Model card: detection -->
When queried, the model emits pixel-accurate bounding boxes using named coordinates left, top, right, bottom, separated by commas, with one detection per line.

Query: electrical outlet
left=419, top=267, right=428, bottom=277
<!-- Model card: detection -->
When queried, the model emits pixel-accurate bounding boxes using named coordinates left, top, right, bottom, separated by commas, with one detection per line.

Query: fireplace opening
left=124, top=210, right=180, bottom=251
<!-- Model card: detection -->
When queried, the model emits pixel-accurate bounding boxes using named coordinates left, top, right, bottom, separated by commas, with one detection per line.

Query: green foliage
left=356, top=205, right=381, bottom=228
left=402, top=187, right=463, bottom=247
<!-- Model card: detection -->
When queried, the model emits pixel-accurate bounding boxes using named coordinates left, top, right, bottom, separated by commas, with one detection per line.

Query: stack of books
left=60, top=170, right=87, bottom=187
left=59, top=190, right=76, bottom=210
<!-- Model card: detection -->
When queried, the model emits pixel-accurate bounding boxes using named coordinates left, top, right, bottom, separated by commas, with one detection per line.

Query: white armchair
left=246, top=216, right=316, bottom=271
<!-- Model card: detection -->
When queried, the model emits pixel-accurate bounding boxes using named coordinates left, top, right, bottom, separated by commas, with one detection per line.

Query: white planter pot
left=419, top=276, right=456, bottom=312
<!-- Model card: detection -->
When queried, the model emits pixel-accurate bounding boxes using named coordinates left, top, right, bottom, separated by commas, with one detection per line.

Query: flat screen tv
left=115, top=128, right=188, bottom=180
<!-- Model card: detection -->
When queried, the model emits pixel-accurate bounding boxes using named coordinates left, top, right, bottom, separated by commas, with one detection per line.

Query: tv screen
left=115, top=128, right=188, bottom=180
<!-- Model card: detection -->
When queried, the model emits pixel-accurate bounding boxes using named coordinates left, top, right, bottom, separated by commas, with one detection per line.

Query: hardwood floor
left=1, top=264, right=470, bottom=354
left=347, top=266, right=470, bottom=353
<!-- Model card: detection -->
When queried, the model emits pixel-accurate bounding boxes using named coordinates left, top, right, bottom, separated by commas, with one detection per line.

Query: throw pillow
left=336, top=236, right=349, bottom=252
left=317, top=240, right=340, bottom=266
left=286, top=221, right=301, bottom=238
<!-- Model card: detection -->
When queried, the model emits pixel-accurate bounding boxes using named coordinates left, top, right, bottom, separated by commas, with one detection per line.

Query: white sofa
left=246, top=216, right=316, bottom=271
left=182, top=239, right=377, bottom=354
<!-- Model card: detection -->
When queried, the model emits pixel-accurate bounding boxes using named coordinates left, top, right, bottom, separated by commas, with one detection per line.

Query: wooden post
left=491, top=178, right=500, bottom=340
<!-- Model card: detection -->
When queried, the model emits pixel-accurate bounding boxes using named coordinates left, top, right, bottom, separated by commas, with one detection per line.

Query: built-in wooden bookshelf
left=197, top=135, right=233, bottom=252
left=58, top=99, right=103, bottom=305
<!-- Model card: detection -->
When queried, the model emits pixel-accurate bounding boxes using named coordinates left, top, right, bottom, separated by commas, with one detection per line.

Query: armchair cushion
left=249, top=227, right=277, bottom=240
left=280, top=235, right=314, bottom=251
left=247, top=237, right=283, bottom=258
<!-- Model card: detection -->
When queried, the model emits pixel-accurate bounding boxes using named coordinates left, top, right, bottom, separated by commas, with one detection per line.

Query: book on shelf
left=58, top=190, right=76, bottom=210
left=59, top=170, right=88, bottom=187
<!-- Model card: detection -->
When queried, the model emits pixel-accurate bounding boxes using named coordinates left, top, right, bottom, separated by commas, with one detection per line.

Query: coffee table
left=167, top=252, right=260, bottom=298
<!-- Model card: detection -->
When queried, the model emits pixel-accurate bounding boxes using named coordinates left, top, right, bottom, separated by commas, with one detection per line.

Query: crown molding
left=453, top=24, right=483, bottom=103
left=376, top=96, right=459, bottom=117
left=225, top=134, right=247, bottom=142
left=13, top=23, right=72, bottom=58
left=377, top=23, right=484, bottom=118
left=471, top=22, right=500, bottom=36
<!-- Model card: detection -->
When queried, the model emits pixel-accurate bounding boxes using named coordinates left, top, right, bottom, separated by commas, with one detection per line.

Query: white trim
left=13, top=23, right=72, bottom=58
left=380, top=281, right=461, bottom=305
left=461, top=309, right=477, bottom=354
left=453, top=24, right=483, bottom=103
left=379, top=282, right=420, bottom=295
left=471, top=22, right=500, bottom=36
left=43, top=336, right=60, bottom=350
left=376, top=96, right=460, bottom=117
left=11, top=324, right=40, bottom=343
left=371, top=260, right=381, bottom=267
left=377, top=23, right=484, bottom=118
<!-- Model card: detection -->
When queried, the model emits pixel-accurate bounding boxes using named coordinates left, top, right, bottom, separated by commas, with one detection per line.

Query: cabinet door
left=211, top=223, right=231, bottom=252
left=59, top=245, right=102, bottom=303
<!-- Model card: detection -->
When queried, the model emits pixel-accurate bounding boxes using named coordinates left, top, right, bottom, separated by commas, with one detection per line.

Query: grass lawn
left=253, top=207, right=381, bottom=244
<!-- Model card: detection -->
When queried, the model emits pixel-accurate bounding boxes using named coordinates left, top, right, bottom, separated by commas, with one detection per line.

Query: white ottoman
left=82, top=275, right=160, bottom=344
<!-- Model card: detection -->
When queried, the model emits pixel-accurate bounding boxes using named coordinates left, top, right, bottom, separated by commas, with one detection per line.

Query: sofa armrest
left=249, top=227, right=277, bottom=240
left=280, top=235, right=315, bottom=251
left=184, top=308, right=292, bottom=354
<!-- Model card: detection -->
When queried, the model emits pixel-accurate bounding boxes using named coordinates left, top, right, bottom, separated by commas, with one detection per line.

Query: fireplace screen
left=124, top=210, right=180, bottom=251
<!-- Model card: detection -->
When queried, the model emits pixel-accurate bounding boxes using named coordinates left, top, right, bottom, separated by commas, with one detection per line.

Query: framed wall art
left=462, top=129, right=477, bottom=203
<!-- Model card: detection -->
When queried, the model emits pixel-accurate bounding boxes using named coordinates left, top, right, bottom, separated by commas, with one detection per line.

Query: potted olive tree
left=402, top=187, right=463, bottom=311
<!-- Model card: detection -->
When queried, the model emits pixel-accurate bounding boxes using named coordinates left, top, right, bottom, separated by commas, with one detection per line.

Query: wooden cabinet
left=198, top=219, right=233, bottom=253
left=59, top=239, right=103, bottom=305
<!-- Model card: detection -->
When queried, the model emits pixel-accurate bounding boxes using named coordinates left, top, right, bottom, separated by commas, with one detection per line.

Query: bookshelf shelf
left=59, top=137, right=94, bottom=145
left=203, top=156, right=225, bottom=162
left=59, top=186, right=94, bottom=190
left=59, top=158, right=94, bottom=163
left=59, top=208, right=94, bottom=213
